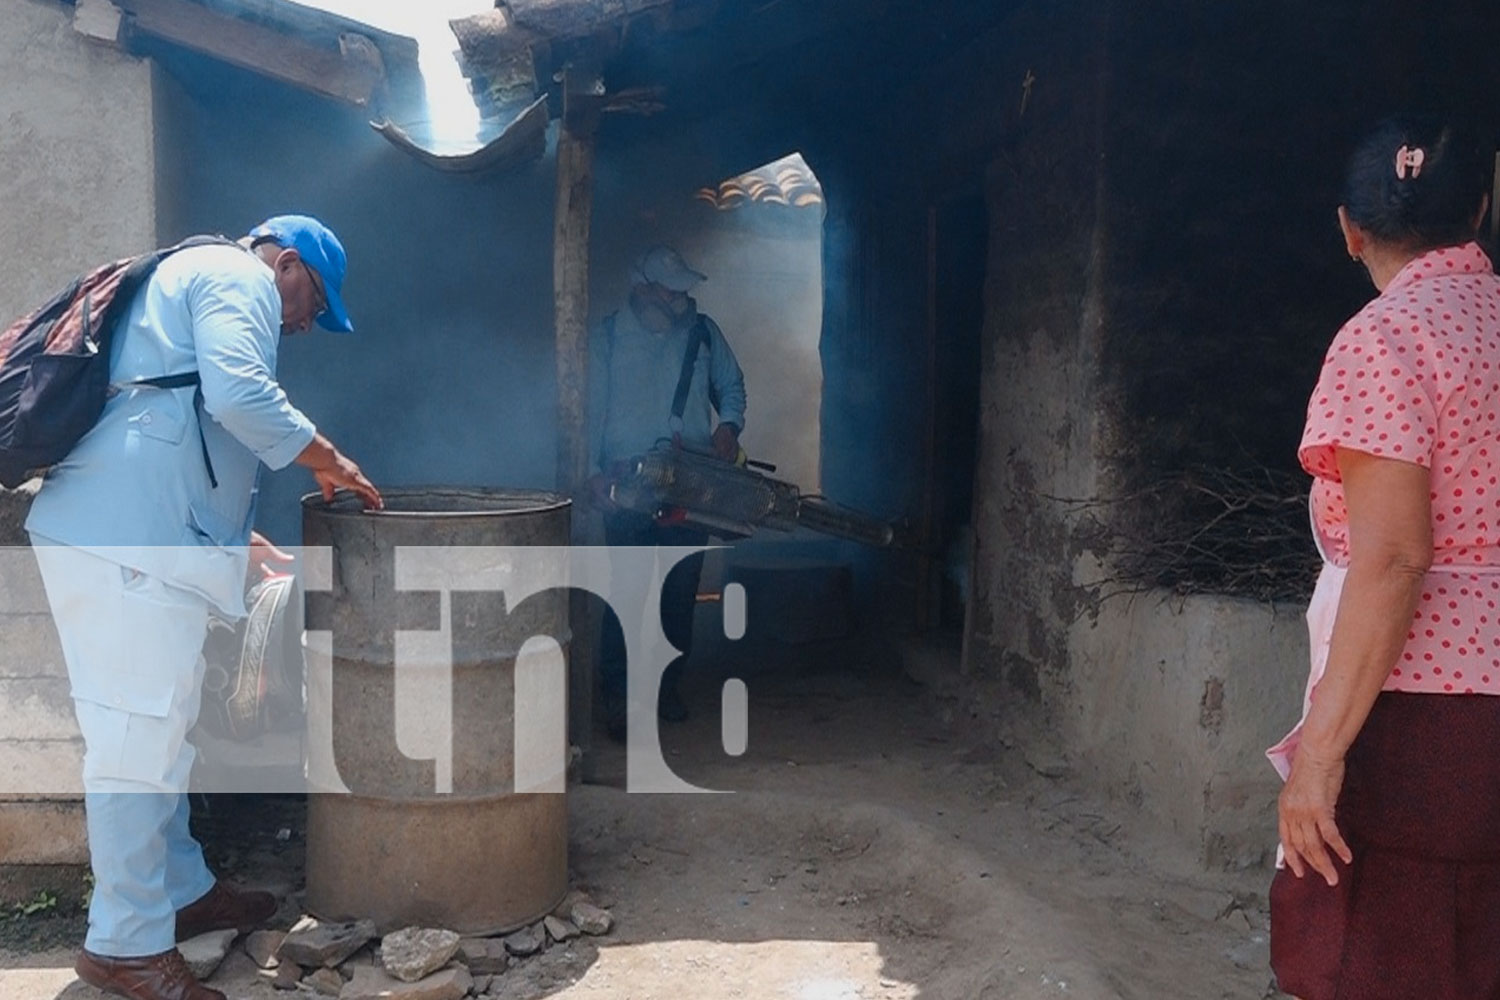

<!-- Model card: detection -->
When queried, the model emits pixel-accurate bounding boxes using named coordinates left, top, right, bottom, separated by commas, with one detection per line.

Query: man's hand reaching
left=586, top=473, right=617, bottom=512
left=296, top=432, right=384, bottom=510
left=313, top=453, right=382, bottom=509
left=249, top=530, right=294, bottom=581
left=712, top=423, right=740, bottom=462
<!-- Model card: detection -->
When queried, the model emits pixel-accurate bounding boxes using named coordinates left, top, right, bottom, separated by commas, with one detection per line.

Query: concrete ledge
left=0, top=614, right=66, bottom=679
left=1068, top=590, right=1306, bottom=868
left=0, top=798, right=87, bottom=866
left=0, top=679, right=79, bottom=741
left=0, top=741, right=84, bottom=797
left=0, top=546, right=51, bottom=615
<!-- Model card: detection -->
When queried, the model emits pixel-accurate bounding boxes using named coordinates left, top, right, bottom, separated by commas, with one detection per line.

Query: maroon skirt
left=1270, top=692, right=1500, bottom=1000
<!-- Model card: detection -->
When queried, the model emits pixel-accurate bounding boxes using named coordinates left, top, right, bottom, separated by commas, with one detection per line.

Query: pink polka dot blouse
left=1300, top=241, right=1500, bottom=696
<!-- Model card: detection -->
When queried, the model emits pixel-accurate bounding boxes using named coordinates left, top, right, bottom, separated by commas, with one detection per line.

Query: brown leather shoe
left=75, top=948, right=225, bottom=1000
left=174, top=881, right=277, bottom=943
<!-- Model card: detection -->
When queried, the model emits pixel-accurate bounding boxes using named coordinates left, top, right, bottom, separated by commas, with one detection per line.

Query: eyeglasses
left=302, top=261, right=328, bottom=322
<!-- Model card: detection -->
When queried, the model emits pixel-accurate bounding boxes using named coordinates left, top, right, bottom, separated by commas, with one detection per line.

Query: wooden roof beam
left=115, top=0, right=388, bottom=107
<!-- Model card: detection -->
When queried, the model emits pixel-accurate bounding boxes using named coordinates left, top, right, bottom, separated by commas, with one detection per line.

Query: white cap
left=632, top=245, right=706, bottom=292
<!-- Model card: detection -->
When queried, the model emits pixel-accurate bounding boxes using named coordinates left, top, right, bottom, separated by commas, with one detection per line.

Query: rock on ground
left=570, top=903, right=613, bottom=936
left=543, top=916, right=579, bottom=944
left=548, top=890, right=589, bottom=921
left=341, top=964, right=472, bottom=1000
left=270, top=960, right=302, bottom=990
left=457, top=938, right=509, bottom=975
left=502, top=924, right=545, bottom=957
left=245, top=929, right=285, bottom=970
left=277, top=916, right=377, bottom=968
left=305, top=966, right=344, bottom=996
left=177, top=929, right=238, bottom=981
left=382, top=927, right=462, bottom=983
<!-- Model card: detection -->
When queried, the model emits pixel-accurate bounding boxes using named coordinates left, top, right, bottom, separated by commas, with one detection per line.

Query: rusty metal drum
left=301, top=488, right=570, bottom=935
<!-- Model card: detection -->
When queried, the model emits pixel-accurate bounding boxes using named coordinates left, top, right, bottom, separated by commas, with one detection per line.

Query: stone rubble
left=245, top=929, right=286, bottom=970
left=381, top=927, right=462, bottom=983
left=277, top=916, right=378, bottom=968
left=177, top=928, right=238, bottom=981
left=549, top=890, right=588, bottom=920
left=543, top=915, right=580, bottom=944
left=570, top=902, right=614, bottom=936
left=247, top=893, right=613, bottom=996
left=341, top=964, right=472, bottom=1000
left=304, top=966, right=344, bottom=996
left=270, top=960, right=303, bottom=990
left=457, top=938, right=509, bottom=976
left=502, top=923, right=545, bottom=958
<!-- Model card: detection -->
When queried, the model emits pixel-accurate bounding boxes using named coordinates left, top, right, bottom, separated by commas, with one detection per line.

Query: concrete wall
left=1069, top=596, right=1306, bottom=868
left=0, top=0, right=157, bottom=315
left=890, top=0, right=1319, bottom=866
left=929, top=0, right=1500, bottom=865
left=0, top=0, right=159, bottom=897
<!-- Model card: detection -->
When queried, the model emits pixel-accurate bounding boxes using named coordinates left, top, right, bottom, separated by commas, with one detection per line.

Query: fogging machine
left=607, top=444, right=898, bottom=547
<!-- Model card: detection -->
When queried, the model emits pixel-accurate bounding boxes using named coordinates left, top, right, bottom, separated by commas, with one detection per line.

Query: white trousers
left=30, top=540, right=217, bottom=956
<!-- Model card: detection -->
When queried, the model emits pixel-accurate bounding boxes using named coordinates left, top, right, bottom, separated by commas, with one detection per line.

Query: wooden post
left=553, top=65, right=602, bottom=767
left=554, top=75, right=599, bottom=499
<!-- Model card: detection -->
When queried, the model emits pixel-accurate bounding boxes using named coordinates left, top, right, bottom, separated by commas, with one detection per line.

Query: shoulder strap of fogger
left=670, top=316, right=711, bottom=423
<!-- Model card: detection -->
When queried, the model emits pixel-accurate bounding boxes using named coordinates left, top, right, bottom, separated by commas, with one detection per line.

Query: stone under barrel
left=301, top=488, right=571, bottom=935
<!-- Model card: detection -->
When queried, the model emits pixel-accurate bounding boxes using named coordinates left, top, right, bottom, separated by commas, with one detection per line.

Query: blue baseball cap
left=249, top=214, right=354, bottom=333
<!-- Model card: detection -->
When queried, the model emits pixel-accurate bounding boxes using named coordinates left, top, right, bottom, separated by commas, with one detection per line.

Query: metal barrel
left=301, top=487, right=570, bottom=935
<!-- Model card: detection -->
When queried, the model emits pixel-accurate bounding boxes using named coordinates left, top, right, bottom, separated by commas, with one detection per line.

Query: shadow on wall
left=147, top=41, right=566, bottom=545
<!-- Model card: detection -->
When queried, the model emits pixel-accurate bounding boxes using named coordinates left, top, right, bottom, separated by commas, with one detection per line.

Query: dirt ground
left=0, top=637, right=1288, bottom=1000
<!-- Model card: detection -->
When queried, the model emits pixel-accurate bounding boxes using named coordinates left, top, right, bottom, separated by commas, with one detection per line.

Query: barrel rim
left=301, top=487, right=572, bottom=519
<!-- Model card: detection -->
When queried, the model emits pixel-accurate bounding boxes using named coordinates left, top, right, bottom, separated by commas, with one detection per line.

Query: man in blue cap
left=26, top=215, right=381, bottom=1000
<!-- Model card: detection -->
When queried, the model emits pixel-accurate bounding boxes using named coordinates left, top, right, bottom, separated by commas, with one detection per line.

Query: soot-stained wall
left=956, top=0, right=1500, bottom=703
left=858, top=0, right=1500, bottom=861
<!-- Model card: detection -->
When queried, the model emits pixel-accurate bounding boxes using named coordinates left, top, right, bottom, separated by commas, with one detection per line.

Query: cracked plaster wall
left=0, top=0, right=157, bottom=892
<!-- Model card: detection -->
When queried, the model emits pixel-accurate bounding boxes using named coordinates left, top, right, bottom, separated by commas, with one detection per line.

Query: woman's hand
left=1278, top=746, right=1354, bottom=885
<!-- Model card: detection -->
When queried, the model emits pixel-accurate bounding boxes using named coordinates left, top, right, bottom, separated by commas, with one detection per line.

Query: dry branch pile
left=1054, top=466, right=1321, bottom=604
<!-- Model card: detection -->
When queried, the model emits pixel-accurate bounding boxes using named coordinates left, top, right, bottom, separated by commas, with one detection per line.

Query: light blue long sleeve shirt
left=591, top=303, right=747, bottom=470
left=27, top=243, right=317, bottom=615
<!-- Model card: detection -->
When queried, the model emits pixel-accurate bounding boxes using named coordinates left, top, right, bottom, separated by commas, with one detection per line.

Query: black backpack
left=0, top=236, right=236, bottom=488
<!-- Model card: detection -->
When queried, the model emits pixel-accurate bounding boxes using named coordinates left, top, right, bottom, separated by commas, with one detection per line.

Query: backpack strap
left=670, top=316, right=711, bottom=428
left=121, top=372, right=217, bottom=489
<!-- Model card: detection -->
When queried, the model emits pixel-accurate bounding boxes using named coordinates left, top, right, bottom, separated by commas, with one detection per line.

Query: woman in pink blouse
left=1270, top=115, right=1500, bottom=1000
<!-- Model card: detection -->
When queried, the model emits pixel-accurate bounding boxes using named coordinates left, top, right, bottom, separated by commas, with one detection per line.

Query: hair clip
left=1395, top=145, right=1425, bottom=180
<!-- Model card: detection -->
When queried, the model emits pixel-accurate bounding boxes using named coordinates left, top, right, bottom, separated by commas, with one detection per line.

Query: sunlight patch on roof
left=281, top=0, right=491, bottom=150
